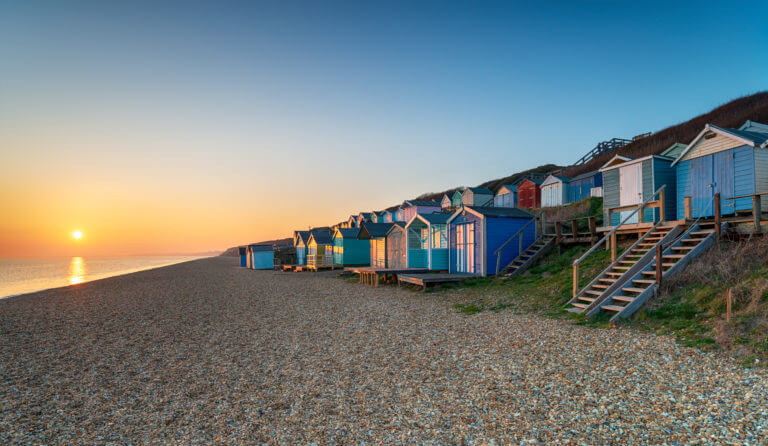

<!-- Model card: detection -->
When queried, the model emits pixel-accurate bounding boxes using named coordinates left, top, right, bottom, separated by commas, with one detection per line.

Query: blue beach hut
left=493, top=184, right=517, bottom=208
left=248, top=245, right=274, bottom=270
left=332, top=228, right=371, bottom=266
left=600, top=154, right=676, bottom=225
left=405, top=213, right=450, bottom=270
left=447, top=206, right=536, bottom=277
left=294, top=231, right=310, bottom=265
left=566, top=170, right=602, bottom=203
left=238, top=247, right=247, bottom=267
left=401, top=200, right=441, bottom=222
left=462, top=187, right=494, bottom=206
left=394, top=207, right=406, bottom=222
left=672, top=122, right=768, bottom=218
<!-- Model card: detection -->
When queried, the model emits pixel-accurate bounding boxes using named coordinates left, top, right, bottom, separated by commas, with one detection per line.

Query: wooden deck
left=355, top=267, right=429, bottom=286
left=397, top=273, right=470, bottom=291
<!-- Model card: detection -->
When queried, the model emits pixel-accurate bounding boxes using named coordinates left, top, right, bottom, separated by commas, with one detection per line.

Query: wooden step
left=614, top=266, right=631, bottom=270
left=593, top=284, right=609, bottom=289
left=606, top=272, right=624, bottom=276
left=585, top=290, right=603, bottom=296
left=633, top=279, right=656, bottom=284
left=622, top=287, right=647, bottom=293
left=671, top=246, right=695, bottom=251
left=690, top=230, right=714, bottom=235
left=578, top=297, right=595, bottom=303
left=572, top=303, right=588, bottom=309
left=662, top=262, right=677, bottom=267
left=601, top=304, right=625, bottom=312
left=663, top=254, right=686, bottom=259
left=613, top=296, right=635, bottom=303
left=619, top=261, right=635, bottom=264
left=599, top=278, right=617, bottom=283
left=641, top=271, right=656, bottom=276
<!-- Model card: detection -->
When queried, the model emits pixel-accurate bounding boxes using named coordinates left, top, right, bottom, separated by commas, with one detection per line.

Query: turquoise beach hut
left=405, top=213, right=450, bottom=270
left=294, top=231, right=310, bottom=266
left=451, top=190, right=464, bottom=208
left=332, top=227, right=370, bottom=266
left=600, top=154, right=676, bottom=225
left=248, top=245, right=274, bottom=270
left=493, top=184, right=517, bottom=208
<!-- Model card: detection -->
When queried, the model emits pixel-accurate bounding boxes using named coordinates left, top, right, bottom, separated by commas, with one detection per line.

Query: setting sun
left=72, top=230, right=83, bottom=240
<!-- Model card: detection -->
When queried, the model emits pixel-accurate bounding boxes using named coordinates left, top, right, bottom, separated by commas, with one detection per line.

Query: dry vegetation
left=563, top=91, right=768, bottom=177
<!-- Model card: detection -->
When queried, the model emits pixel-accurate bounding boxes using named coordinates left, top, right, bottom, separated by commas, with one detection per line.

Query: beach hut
left=462, top=187, right=493, bottom=206
left=248, top=245, right=274, bottom=270
left=294, top=231, right=310, bottom=265
left=541, top=175, right=570, bottom=207
left=385, top=222, right=407, bottom=269
left=493, top=184, right=517, bottom=208
left=661, top=142, right=687, bottom=161
left=566, top=170, right=602, bottom=203
left=451, top=190, right=464, bottom=208
left=401, top=200, right=441, bottom=222
left=356, top=212, right=373, bottom=227
left=672, top=122, right=768, bottom=218
left=346, top=215, right=358, bottom=228
left=600, top=154, right=676, bottom=225
left=405, top=213, right=450, bottom=270
left=381, top=210, right=394, bottom=223
left=332, top=228, right=370, bottom=266
left=441, top=194, right=452, bottom=210
left=307, top=231, right=334, bottom=269
left=447, top=206, right=536, bottom=277
left=238, top=247, right=247, bottom=267
left=394, top=207, right=406, bottom=222
left=516, top=178, right=542, bottom=208
left=358, top=222, right=394, bottom=268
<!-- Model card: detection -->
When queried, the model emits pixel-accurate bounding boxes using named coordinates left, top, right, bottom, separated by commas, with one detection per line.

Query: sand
left=1, top=256, right=766, bottom=444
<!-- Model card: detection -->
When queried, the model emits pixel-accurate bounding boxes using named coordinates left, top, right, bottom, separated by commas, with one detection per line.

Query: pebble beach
left=1, top=257, right=766, bottom=444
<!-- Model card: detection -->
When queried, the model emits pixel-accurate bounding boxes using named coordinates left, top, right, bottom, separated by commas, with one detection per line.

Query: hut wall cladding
left=517, top=180, right=541, bottom=208
left=567, top=173, right=602, bottom=203
left=407, top=224, right=428, bottom=269
left=541, top=180, right=566, bottom=208
left=370, top=238, right=387, bottom=268
left=486, top=216, right=536, bottom=273
left=386, top=226, right=407, bottom=269
left=403, top=205, right=440, bottom=222
left=676, top=145, right=756, bottom=218
left=448, top=212, right=483, bottom=275
left=757, top=150, right=768, bottom=211
left=602, top=168, right=621, bottom=226
left=653, top=158, right=677, bottom=221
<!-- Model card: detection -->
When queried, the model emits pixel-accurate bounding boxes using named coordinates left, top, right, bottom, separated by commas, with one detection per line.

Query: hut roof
left=308, top=231, right=332, bottom=245
left=660, top=143, right=687, bottom=160
left=518, top=177, right=544, bottom=185
left=417, top=213, right=452, bottom=224
left=465, top=187, right=492, bottom=194
left=248, top=244, right=274, bottom=252
left=386, top=221, right=406, bottom=235
left=567, top=170, right=599, bottom=182
left=497, top=184, right=517, bottom=193
left=673, top=123, right=768, bottom=166
left=335, top=228, right=360, bottom=239
left=403, top=200, right=440, bottom=207
left=465, top=206, right=534, bottom=218
left=359, top=222, right=395, bottom=238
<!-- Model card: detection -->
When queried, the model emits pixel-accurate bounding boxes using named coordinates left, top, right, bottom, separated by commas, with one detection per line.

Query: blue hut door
left=689, top=156, right=714, bottom=218
left=714, top=151, right=735, bottom=215
left=455, top=223, right=475, bottom=274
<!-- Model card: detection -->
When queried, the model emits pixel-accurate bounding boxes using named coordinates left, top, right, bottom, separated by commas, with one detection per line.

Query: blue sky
left=1, top=1, right=767, bottom=252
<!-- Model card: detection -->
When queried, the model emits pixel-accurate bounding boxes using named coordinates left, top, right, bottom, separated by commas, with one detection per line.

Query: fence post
left=684, top=197, right=692, bottom=220
left=610, top=232, right=617, bottom=262
left=655, top=244, right=663, bottom=286
left=588, top=216, right=597, bottom=242
left=714, top=193, right=721, bottom=241
left=753, top=195, right=762, bottom=234
left=571, top=219, right=579, bottom=240
left=638, top=203, right=645, bottom=223
left=659, top=188, right=666, bottom=222
left=555, top=221, right=562, bottom=241
left=726, top=288, right=732, bottom=322
left=518, top=234, right=523, bottom=259
left=572, top=264, right=579, bottom=297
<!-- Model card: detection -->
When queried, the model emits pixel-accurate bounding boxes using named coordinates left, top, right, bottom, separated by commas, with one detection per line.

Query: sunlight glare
left=69, top=256, right=85, bottom=285
left=72, top=230, right=83, bottom=240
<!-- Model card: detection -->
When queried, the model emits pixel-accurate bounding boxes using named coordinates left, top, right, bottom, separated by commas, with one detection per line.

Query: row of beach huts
left=240, top=120, right=768, bottom=322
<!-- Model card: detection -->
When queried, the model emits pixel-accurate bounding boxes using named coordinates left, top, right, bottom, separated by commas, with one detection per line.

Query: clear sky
left=1, top=0, right=766, bottom=257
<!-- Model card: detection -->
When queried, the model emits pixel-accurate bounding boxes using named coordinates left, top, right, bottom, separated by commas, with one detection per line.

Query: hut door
left=619, top=163, right=642, bottom=223
left=714, top=151, right=734, bottom=215
left=689, top=156, right=714, bottom=218
left=455, top=223, right=475, bottom=274
left=375, top=238, right=386, bottom=268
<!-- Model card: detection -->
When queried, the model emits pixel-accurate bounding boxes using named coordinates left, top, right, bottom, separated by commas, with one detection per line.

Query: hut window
left=420, top=227, right=429, bottom=249
left=431, top=224, right=447, bottom=248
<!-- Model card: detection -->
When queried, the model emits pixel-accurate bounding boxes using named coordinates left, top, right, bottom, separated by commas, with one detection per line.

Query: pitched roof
left=248, top=244, right=273, bottom=252
left=673, top=123, right=768, bottom=166
left=386, top=221, right=406, bottom=235
left=358, top=212, right=373, bottom=219
left=496, top=184, right=517, bottom=194
left=465, top=206, right=534, bottom=218
left=417, top=213, right=452, bottom=224
left=518, top=177, right=543, bottom=185
left=567, top=170, right=599, bottom=182
left=308, top=231, right=332, bottom=245
left=295, top=230, right=310, bottom=244
left=739, top=120, right=768, bottom=133
left=403, top=200, right=441, bottom=207
left=335, top=228, right=360, bottom=239
left=465, top=187, right=492, bottom=194
left=359, top=222, right=394, bottom=238
left=660, top=143, right=687, bottom=160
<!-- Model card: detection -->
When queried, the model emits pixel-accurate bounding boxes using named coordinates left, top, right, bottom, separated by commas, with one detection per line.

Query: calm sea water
left=0, top=256, right=207, bottom=299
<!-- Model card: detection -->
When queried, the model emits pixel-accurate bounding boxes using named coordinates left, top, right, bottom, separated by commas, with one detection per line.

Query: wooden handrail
left=572, top=184, right=666, bottom=297
left=723, top=192, right=768, bottom=200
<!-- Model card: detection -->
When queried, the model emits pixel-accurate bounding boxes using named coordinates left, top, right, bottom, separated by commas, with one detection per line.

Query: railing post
left=610, top=232, right=617, bottom=262
left=638, top=203, right=645, bottom=223
left=518, top=233, right=523, bottom=258
left=588, top=216, right=597, bottom=242
left=572, top=263, right=579, bottom=297
left=655, top=244, right=663, bottom=286
left=659, top=188, right=666, bottom=222
left=714, top=193, right=721, bottom=241
left=753, top=195, right=762, bottom=234
left=684, top=197, right=692, bottom=220
left=555, top=221, right=562, bottom=241
left=571, top=219, right=579, bottom=240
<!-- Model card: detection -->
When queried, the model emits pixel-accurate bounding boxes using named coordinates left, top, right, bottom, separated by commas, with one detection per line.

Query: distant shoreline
left=0, top=256, right=212, bottom=301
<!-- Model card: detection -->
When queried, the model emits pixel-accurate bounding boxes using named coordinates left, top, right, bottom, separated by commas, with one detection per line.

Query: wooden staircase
left=567, top=223, right=684, bottom=314
left=590, top=222, right=722, bottom=322
left=499, top=235, right=556, bottom=277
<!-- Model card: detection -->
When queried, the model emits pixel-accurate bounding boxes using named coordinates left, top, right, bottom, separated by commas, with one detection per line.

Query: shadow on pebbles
left=1, top=257, right=766, bottom=444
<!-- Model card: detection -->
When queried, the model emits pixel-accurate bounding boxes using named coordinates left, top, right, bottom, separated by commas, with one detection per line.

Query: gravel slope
left=1, top=257, right=766, bottom=444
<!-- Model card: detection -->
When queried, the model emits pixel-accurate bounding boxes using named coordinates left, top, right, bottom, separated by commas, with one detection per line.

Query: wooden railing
left=723, top=192, right=768, bottom=233
left=554, top=216, right=598, bottom=243
left=494, top=210, right=545, bottom=275
left=606, top=187, right=666, bottom=225
left=572, top=185, right=666, bottom=297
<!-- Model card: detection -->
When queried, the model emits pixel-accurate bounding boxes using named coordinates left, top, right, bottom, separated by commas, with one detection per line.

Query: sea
left=0, top=256, right=208, bottom=299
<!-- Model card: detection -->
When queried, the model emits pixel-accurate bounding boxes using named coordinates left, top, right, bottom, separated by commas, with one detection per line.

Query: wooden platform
left=397, top=273, right=469, bottom=291
left=356, top=267, right=429, bottom=286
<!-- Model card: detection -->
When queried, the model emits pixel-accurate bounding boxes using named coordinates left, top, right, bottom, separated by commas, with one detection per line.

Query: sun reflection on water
left=69, top=257, right=85, bottom=285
